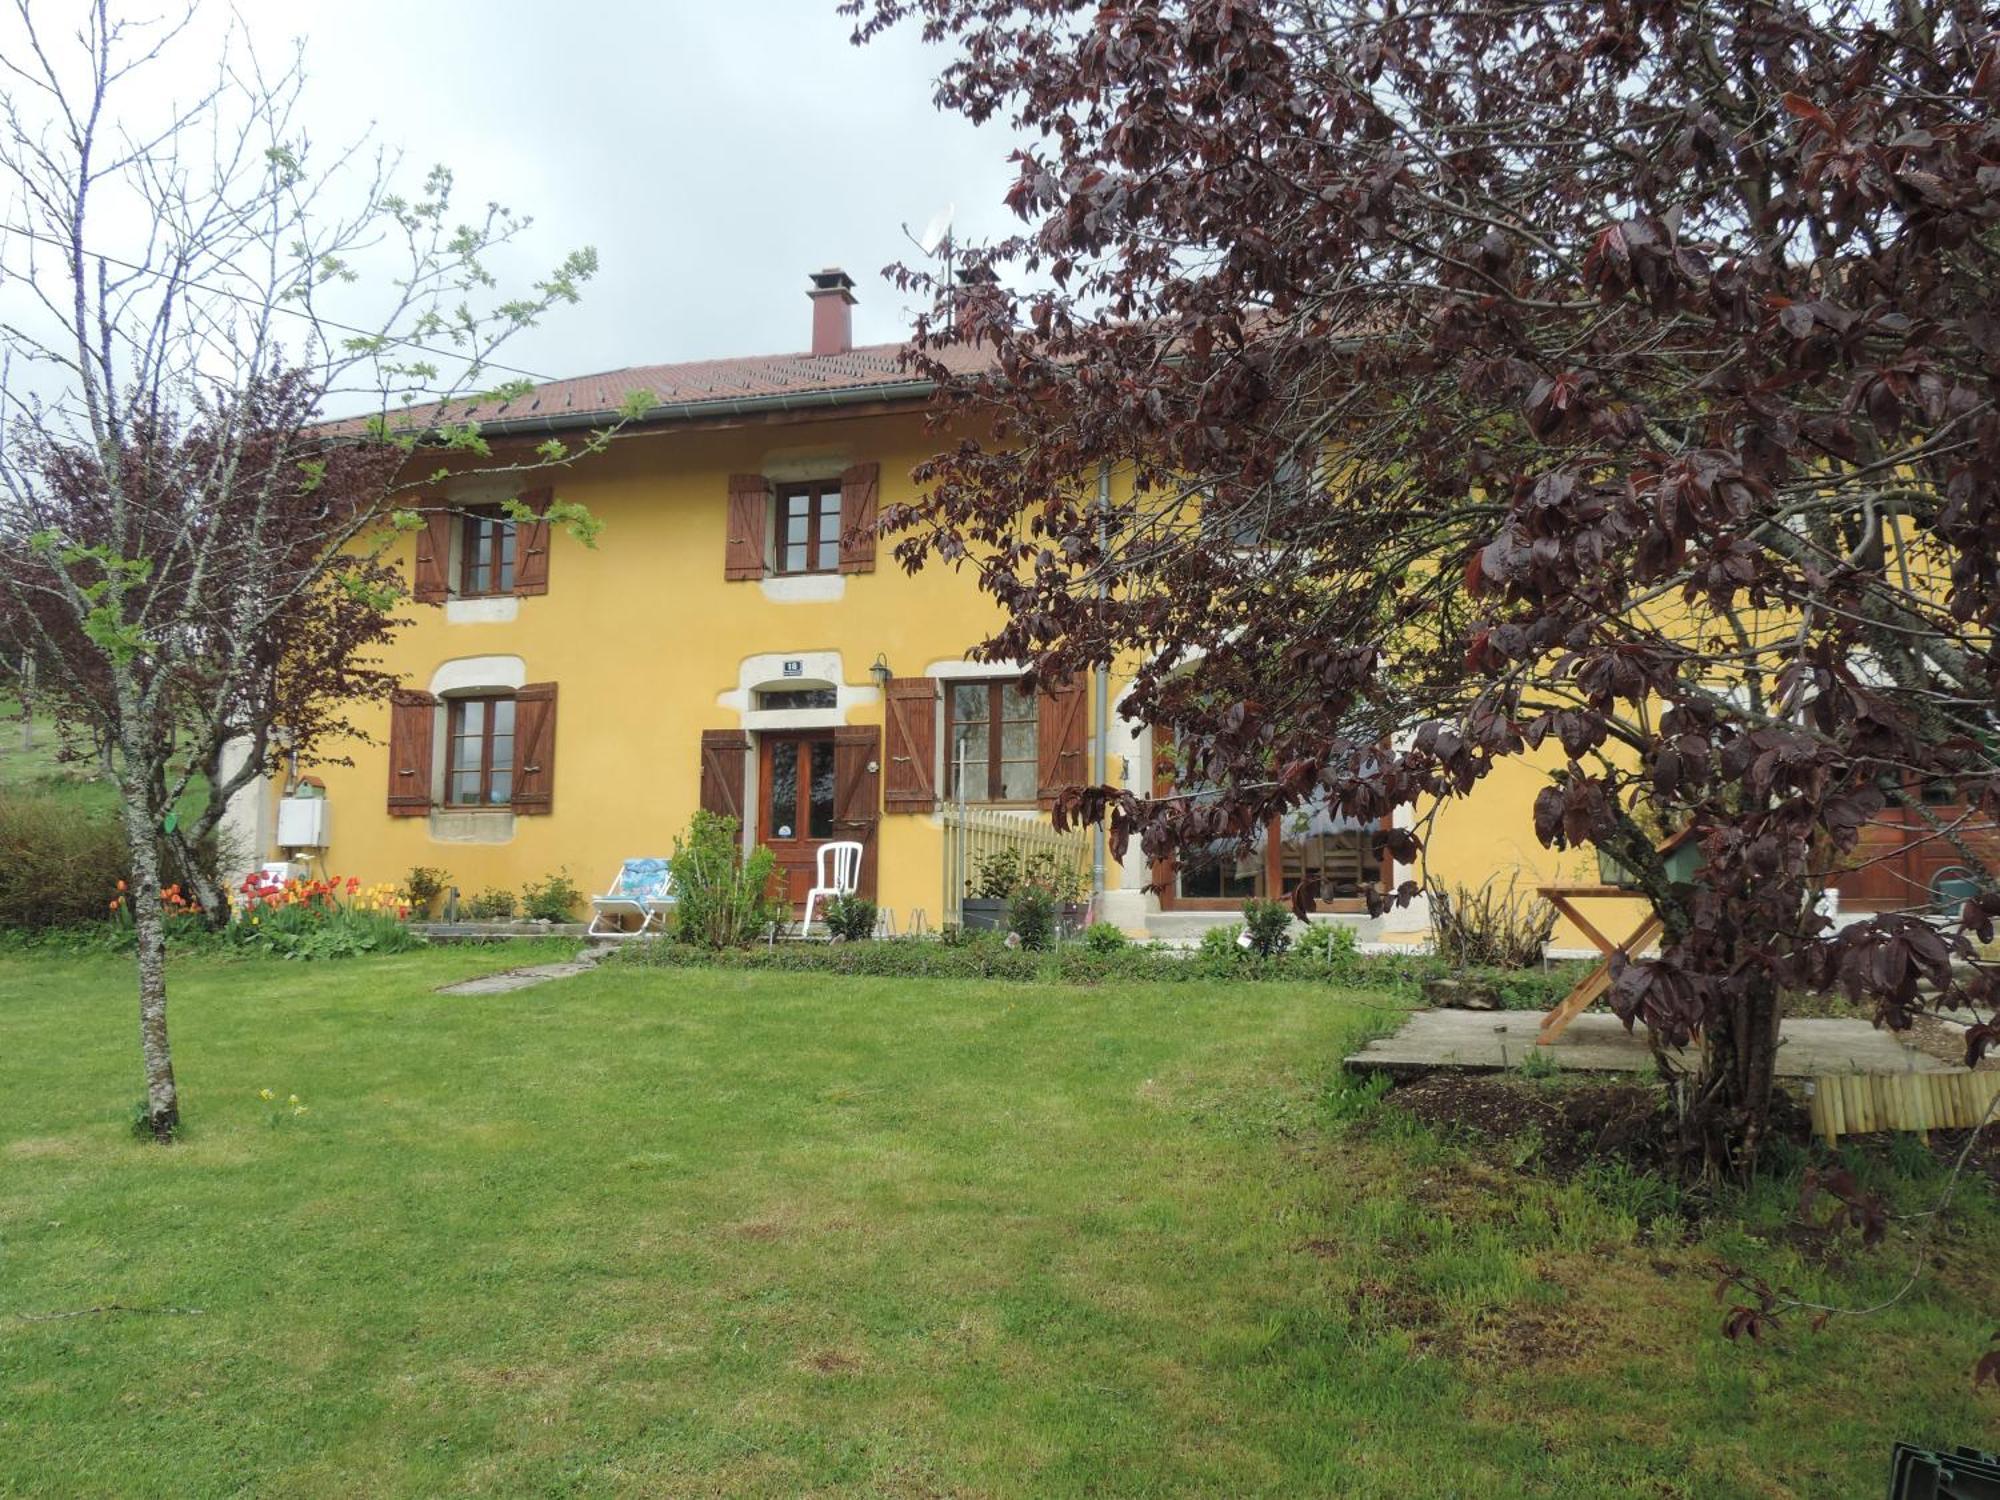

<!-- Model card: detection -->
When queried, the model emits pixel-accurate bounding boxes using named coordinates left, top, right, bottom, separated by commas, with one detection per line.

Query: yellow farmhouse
left=224, top=269, right=1741, bottom=948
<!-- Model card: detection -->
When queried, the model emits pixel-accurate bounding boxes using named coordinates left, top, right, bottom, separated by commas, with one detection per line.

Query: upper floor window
left=460, top=508, right=517, bottom=596
left=774, top=480, right=842, bottom=575
left=446, top=694, right=515, bottom=806
left=946, top=678, right=1038, bottom=802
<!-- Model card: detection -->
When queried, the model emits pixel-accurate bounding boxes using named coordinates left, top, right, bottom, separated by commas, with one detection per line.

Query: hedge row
left=619, top=934, right=1584, bottom=1005
left=0, top=791, right=217, bottom=930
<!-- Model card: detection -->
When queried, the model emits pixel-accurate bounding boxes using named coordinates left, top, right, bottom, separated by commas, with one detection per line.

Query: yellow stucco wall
left=284, top=404, right=1628, bottom=948
left=299, top=409, right=1091, bottom=925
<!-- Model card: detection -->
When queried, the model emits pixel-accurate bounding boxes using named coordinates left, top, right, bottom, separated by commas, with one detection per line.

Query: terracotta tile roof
left=377, top=339, right=995, bottom=435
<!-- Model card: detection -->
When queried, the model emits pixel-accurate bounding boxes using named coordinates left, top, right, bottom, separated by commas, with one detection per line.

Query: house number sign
left=782, top=660, right=803, bottom=677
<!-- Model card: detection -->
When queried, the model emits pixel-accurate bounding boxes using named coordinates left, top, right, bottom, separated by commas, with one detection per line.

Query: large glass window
left=459, top=508, right=517, bottom=595
left=446, top=695, right=515, bottom=806
left=946, top=679, right=1038, bottom=802
left=774, top=480, right=842, bottom=575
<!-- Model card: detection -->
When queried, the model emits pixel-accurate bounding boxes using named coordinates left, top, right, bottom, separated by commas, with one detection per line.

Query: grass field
left=1, top=947, right=1993, bottom=1497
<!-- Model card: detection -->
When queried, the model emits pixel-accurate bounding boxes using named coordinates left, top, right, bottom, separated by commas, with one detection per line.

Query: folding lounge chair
left=588, top=858, right=675, bottom=938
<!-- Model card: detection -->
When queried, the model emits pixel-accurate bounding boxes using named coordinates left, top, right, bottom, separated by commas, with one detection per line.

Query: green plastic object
left=1887, top=1443, right=2000, bottom=1499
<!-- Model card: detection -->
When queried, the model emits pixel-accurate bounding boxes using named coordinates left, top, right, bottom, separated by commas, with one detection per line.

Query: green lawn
left=0, top=948, right=1992, bottom=1497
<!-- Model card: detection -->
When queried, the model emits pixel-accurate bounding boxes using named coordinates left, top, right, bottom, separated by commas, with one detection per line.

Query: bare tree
left=0, top=1, right=632, bottom=1139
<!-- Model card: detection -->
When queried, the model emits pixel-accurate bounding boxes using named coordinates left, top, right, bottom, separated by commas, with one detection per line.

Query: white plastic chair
left=588, top=858, right=676, bottom=938
left=800, top=840, right=864, bottom=936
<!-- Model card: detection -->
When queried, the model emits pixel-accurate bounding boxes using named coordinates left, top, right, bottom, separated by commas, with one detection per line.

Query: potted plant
left=963, top=849, right=1088, bottom=936
left=961, top=850, right=1020, bottom=933
left=1004, top=850, right=1088, bottom=945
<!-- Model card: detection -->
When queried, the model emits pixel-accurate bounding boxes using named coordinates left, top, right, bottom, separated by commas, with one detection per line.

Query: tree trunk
left=121, top=801, right=180, bottom=1142
left=1682, top=977, right=1783, bottom=1181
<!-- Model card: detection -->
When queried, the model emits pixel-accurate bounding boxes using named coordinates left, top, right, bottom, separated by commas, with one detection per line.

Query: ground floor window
left=1154, top=728, right=1386, bottom=908
left=446, top=694, right=515, bottom=806
left=946, top=678, right=1037, bottom=802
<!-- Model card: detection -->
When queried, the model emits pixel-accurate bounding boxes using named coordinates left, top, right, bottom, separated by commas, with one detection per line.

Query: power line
left=0, top=218, right=560, bottom=386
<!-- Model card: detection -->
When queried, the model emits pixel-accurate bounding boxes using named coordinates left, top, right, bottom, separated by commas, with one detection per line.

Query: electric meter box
left=276, top=795, right=330, bottom=849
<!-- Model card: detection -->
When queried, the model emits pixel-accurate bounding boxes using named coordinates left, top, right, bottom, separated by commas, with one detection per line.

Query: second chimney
left=807, top=267, right=856, bottom=357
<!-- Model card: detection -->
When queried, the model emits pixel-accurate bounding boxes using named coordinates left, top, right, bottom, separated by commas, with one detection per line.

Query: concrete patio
left=1346, top=1008, right=1979, bottom=1080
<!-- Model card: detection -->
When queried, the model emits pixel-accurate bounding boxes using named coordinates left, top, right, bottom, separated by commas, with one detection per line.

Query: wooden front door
left=760, top=732, right=838, bottom=908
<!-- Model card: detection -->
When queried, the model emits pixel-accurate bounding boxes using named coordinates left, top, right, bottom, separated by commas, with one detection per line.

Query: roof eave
left=467, top=377, right=941, bottom=437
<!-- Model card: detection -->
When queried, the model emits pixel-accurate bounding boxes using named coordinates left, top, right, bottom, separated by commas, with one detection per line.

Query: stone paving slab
left=433, top=944, right=614, bottom=997
left=1347, top=1009, right=1961, bottom=1079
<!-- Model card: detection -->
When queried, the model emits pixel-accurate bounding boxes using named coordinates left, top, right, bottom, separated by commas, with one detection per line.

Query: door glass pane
left=808, top=741, right=836, bottom=839
left=458, top=699, right=484, bottom=737
left=496, top=523, right=516, bottom=591
left=768, top=741, right=798, bottom=839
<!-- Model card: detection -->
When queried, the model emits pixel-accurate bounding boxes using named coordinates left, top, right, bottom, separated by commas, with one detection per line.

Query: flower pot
left=961, top=897, right=1007, bottom=932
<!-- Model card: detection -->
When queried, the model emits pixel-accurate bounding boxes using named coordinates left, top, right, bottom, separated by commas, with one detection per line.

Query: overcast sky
left=0, top=0, right=1022, bottom=413
left=268, top=0, right=1020, bottom=380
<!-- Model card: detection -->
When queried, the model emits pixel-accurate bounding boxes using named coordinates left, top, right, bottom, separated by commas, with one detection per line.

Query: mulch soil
left=1389, top=1072, right=1672, bottom=1176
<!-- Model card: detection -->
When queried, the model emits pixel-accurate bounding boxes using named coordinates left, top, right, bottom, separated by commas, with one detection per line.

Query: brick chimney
left=807, top=267, right=856, bottom=357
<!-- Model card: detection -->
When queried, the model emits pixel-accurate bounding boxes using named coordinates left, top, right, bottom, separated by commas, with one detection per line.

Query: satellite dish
left=917, top=203, right=955, bottom=256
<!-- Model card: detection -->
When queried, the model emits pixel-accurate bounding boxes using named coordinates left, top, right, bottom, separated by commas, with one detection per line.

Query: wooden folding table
left=1534, top=884, right=1663, bottom=1046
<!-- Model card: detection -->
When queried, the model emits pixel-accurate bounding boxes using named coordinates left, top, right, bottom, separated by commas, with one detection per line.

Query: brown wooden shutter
left=513, top=488, right=551, bottom=597
left=833, top=724, right=881, bottom=898
left=387, top=689, right=437, bottom=816
left=699, top=729, right=749, bottom=822
left=882, top=677, right=939, bottom=813
left=511, top=682, right=557, bottom=814
left=1037, top=680, right=1088, bottom=810
left=725, top=475, right=770, bottom=580
left=413, top=508, right=454, bottom=603
left=837, top=461, right=879, bottom=574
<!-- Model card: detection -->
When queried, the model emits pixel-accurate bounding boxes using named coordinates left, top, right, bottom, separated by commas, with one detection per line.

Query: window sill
left=444, top=595, right=519, bottom=625
left=427, top=807, right=516, bottom=844
left=758, top=573, right=844, bottom=605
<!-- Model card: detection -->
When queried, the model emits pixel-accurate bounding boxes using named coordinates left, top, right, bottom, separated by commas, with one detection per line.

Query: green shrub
left=967, top=849, right=1023, bottom=900
left=1198, top=921, right=1246, bottom=959
left=521, top=868, right=583, bottom=923
left=823, top=894, right=878, bottom=942
left=0, top=794, right=131, bottom=928
left=1240, top=898, right=1294, bottom=957
left=670, top=810, right=780, bottom=949
left=1082, top=921, right=1129, bottom=953
left=0, top=791, right=219, bottom=930
left=465, top=887, right=518, bottom=920
left=619, top=932, right=1452, bottom=992
left=1005, top=882, right=1058, bottom=950
left=1296, top=921, right=1361, bottom=967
